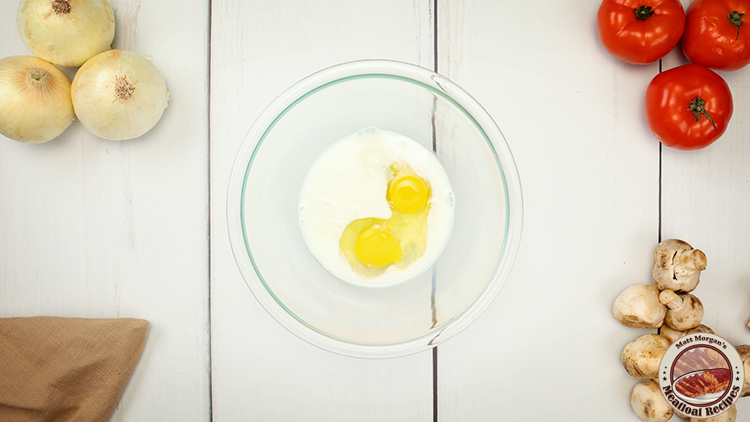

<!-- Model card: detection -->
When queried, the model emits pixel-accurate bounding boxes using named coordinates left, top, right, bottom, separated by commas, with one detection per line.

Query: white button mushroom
left=735, top=345, right=750, bottom=397
left=686, top=324, right=715, bottom=335
left=652, top=239, right=707, bottom=293
left=630, top=380, right=674, bottom=422
left=613, top=283, right=667, bottom=328
left=659, top=289, right=704, bottom=331
left=659, top=324, right=685, bottom=344
left=660, top=324, right=714, bottom=344
left=622, top=333, right=671, bottom=379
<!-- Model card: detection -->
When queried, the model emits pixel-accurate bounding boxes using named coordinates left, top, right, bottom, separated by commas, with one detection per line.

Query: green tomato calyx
left=634, top=5, right=655, bottom=20
left=728, top=11, right=745, bottom=40
left=688, top=97, right=718, bottom=132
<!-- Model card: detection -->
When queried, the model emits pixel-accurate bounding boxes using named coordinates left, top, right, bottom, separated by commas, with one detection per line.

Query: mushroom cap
left=684, top=404, right=736, bottom=422
left=659, top=324, right=714, bottom=344
left=685, top=324, right=714, bottom=336
left=652, top=239, right=707, bottom=293
left=631, top=380, right=674, bottom=422
left=664, top=293, right=704, bottom=331
left=622, top=334, right=671, bottom=379
left=659, top=325, right=684, bottom=344
left=613, top=283, right=666, bottom=328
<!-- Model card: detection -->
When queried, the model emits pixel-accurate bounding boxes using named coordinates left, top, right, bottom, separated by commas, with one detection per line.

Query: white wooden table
left=2, top=0, right=750, bottom=420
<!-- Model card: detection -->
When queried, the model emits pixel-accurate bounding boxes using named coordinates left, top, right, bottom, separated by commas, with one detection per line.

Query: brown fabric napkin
left=0, top=317, right=149, bottom=422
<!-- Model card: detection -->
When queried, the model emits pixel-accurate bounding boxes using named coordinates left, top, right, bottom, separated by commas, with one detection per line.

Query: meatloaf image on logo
left=673, top=347, right=731, bottom=398
left=675, top=369, right=731, bottom=398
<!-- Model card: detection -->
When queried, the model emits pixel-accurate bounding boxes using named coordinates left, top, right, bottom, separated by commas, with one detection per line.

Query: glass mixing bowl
left=227, top=59, right=523, bottom=358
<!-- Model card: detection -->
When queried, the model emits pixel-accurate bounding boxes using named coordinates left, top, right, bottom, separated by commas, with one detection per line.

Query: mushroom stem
left=659, top=289, right=684, bottom=310
left=682, top=249, right=708, bottom=270
left=659, top=289, right=704, bottom=331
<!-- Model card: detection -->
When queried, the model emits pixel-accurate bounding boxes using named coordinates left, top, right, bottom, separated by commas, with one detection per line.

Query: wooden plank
left=435, top=0, right=662, bottom=420
left=658, top=0, right=750, bottom=416
left=209, top=0, right=436, bottom=420
left=0, top=0, right=211, bottom=420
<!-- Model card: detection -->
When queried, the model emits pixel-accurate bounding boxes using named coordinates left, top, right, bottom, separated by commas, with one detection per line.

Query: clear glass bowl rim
left=227, top=59, right=524, bottom=359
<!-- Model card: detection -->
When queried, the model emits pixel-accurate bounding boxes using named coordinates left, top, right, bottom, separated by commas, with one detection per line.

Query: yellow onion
left=71, top=49, right=169, bottom=141
left=0, top=56, right=75, bottom=143
left=17, top=0, right=115, bottom=67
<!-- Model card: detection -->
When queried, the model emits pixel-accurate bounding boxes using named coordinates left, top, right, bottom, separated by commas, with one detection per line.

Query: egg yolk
left=354, top=225, right=402, bottom=267
left=387, top=175, right=429, bottom=214
left=339, top=161, right=432, bottom=278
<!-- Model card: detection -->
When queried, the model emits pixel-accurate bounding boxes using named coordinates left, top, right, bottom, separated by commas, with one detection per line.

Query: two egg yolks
left=340, top=163, right=431, bottom=275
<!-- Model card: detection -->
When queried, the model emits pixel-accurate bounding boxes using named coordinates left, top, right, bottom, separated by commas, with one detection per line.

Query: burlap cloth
left=0, top=317, right=149, bottom=422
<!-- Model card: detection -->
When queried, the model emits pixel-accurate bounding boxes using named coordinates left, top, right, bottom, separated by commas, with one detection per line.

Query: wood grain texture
left=0, top=0, right=211, bottom=420
left=3, top=0, right=750, bottom=420
left=209, top=0, right=436, bottom=421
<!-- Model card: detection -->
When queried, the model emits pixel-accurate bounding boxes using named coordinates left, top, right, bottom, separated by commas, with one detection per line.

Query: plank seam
left=432, top=2, right=439, bottom=422
left=207, top=0, right=214, bottom=420
left=657, top=59, right=662, bottom=244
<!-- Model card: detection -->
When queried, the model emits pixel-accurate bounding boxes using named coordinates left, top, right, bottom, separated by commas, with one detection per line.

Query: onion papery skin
left=17, top=0, right=115, bottom=67
left=71, top=49, right=169, bottom=141
left=0, top=56, right=75, bottom=143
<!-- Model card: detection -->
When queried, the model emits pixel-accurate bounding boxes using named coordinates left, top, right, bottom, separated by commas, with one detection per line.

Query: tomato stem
left=688, top=97, right=718, bottom=132
left=634, top=5, right=655, bottom=20
left=728, top=11, right=745, bottom=40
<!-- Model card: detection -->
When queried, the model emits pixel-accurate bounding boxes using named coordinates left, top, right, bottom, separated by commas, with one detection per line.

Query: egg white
left=299, top=127, right=455, bottom=287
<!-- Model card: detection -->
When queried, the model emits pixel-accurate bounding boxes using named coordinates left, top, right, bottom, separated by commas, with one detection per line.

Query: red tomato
left=682, top=0, right=750, bottom=71
left=645, top=64, right=733, bottom=150
left=597, top=0, right=686, bottom=64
